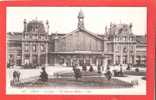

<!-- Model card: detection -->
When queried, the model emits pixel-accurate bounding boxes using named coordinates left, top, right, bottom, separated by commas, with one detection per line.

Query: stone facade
left=21, top=19, right=49, bottom=66
left=136, top=35, right=147, bottom=66
left=7, top=32, right=22, bottom=66
left=103, top=23, right=137, bottom=65
left=7, top=11, right=146, bottom=67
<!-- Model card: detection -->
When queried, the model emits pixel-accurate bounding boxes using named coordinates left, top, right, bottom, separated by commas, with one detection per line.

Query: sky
left=7, top=7, right=147, bottom=35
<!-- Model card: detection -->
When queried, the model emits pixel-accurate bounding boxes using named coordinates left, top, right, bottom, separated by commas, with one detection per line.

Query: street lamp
left=43, top=32, right=48, bottom=67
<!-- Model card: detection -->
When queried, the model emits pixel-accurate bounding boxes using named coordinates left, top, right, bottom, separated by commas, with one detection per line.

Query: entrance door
left=79, top=59, right=84, bottom=66
left=86, top=59, right=90, bottom=66
left=66, top=58, right=71, bottom=67
left=16, top=59, right=21, bottom=66
left=123, top=55, right=127, bottom=64
left=98, top=59, right=102, bottom=66
left=32, top=55, right=38, bottom=65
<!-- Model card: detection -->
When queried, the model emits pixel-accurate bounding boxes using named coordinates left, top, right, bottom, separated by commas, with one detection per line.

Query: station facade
left=7, top=10, right=146, bottom=67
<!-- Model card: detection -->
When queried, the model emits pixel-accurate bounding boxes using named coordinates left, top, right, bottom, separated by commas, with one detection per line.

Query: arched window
left=123, top=47, right=127, bottom=53
left=25, top=44, right=29, bottom=52
left=40, top=45, right=45, bottom=52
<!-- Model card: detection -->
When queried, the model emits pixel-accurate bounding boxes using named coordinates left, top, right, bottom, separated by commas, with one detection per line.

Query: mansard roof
left=106, top=23, right=133, bottom=36
left=26, top=20, right=46, bottom=33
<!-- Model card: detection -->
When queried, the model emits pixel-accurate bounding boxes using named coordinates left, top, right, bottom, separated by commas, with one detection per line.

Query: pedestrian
left=82, top=63, right=87, bottom=71
left=119, top=65, right=124, bottom=76
left=105, top=67, right=112, bottom=80
left=126, top=64, right=131, bottom=70
left=98, top=64, right=101, bottom=73
left=13, top=70, right=21, bottom=83
left=72, top=64, right=76, bottom=73
left=40, top=67, right=48, bottom=82
left=89, top=65, right=94, bottom=72
left=74, top=67, right=81, bottom=80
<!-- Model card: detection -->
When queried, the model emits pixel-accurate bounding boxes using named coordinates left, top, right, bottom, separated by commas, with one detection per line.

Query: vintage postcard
left=6, top=7, right=147, bottom=95
left=0, top=0, right=155, bottom=100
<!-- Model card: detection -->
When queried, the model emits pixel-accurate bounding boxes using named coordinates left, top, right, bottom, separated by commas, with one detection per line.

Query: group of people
left=12, top=63, right=114, bottom=84
left=72, top=63, right=112, bottom=80
left=82, top=63, right=94, bottom=72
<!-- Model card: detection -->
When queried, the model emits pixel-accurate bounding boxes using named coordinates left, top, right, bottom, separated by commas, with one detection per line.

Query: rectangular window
left=24, top=44, right=29, bottom=52
left=33, top=45, right=37, bottom=52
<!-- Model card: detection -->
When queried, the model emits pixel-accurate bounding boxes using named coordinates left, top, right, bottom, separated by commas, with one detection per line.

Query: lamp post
left=45, top=40, right=48, bottom=67
left=45, top=20, right=49, bottom=67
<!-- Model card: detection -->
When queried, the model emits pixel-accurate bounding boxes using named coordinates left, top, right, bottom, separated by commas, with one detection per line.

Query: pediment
left=58, top=29, right=103, bottom=41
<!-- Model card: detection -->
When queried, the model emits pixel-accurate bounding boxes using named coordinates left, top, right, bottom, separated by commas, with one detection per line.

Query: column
left=45, top=42, right=48, bottom=66
left=101, top=58, right=105, bottom=71
left=15, top=53, right=17, bottom=66
left=113, top=44, right=116, bottom=65
left=30, top=43, right=32, bottom=64
left=54, top=55, right=57, bottom=66
left=84, top=55, right=86, bottom=64
left=113, top=54, right=116, bottom=65
left=77, top=56, right=79, bottom=66
left=22, top=43, right=25, bottom=65
left=30, top=54, right=32, bottom=64
left=38, top=54, right=40, bottom=66
left=127, top=45, right=130, bottom=64
left=103, top=58, right=108, bottom=72
left=96, top=58, right=99, bottom=66
left=134, top=45, right=136, bottom=65
left=64, top=56, right=66, bottom=67
left=120, top=46, right=123, bottom=65
left=71, top=57, right=73, bottom=67
left=22, top=53, right=24, bottom=65
left=90, top=56, right=92, bottom=65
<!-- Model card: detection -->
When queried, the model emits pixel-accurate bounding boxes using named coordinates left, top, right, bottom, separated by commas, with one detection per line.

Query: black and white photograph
left=6, top=7, right=147, bottom=95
